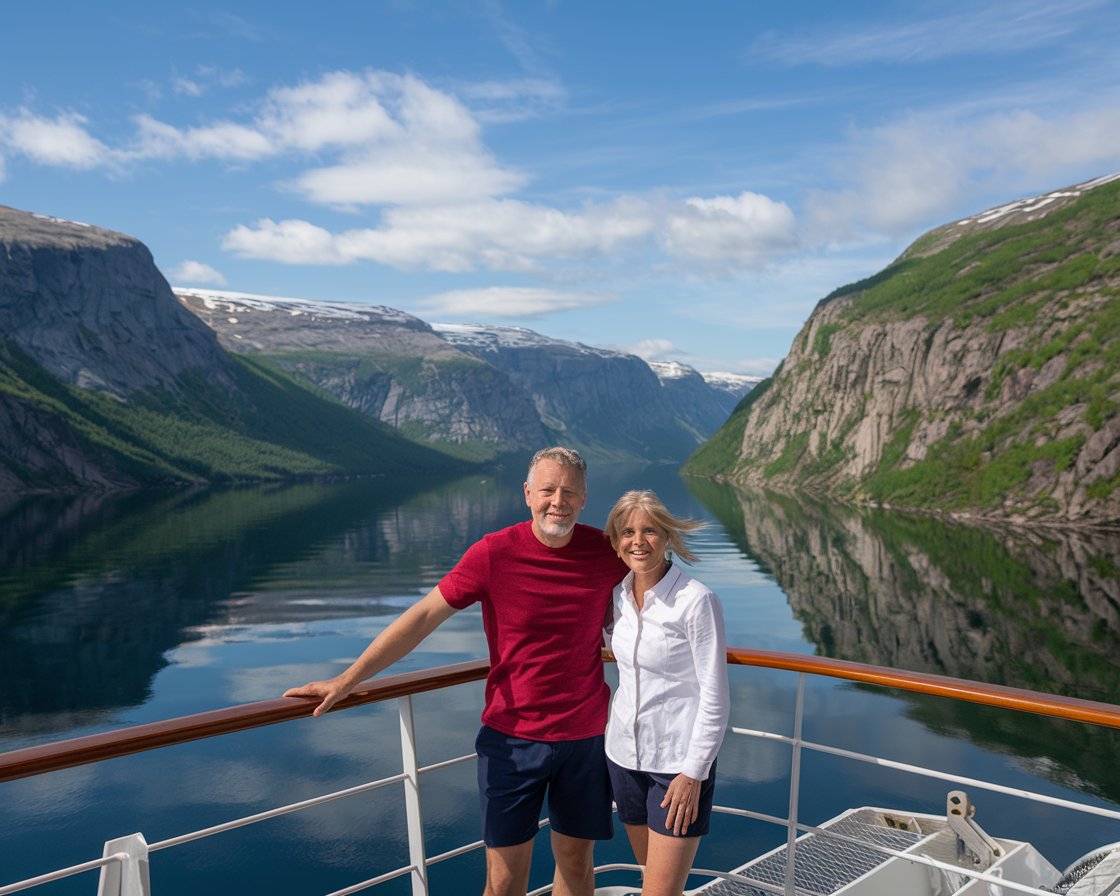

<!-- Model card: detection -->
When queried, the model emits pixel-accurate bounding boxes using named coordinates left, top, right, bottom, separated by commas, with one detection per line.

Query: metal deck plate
left=699, top=815, right=925, bottom=896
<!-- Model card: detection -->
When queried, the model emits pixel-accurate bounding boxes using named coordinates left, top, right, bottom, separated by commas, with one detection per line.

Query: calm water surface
left=1, top=464, right=1119, bottom=894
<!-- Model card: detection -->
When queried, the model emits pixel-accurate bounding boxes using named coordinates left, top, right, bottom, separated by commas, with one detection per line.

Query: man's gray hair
left=526, top=446, right=587, bottom=487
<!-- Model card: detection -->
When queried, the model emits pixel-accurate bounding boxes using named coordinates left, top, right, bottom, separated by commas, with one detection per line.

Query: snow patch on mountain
left=955, top=171, right=1120, bottom=228
left=433, top=322, right=620, bottom=358
left=174, top=288, right=420, bottom=325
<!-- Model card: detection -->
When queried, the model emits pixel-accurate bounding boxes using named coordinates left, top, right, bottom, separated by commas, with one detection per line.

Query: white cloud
left=221, top=191, right=805, bottom=275
left=806, top=101, right=1120, bottom=243
left=173, top=76, right=202, bottom=97
left=978, top=106, right=1120, bottom=178
left=223, top=197, right=659, bottom=271
left=223, top=218, right=350, bottom=265
left=752, top=0, right=1104, bottom=66
left=459, top=77, right=567, bottom=123
left=131, top=113, right=277, bottom=161
left=625, top=338, right=681, bottom=361
left=660, top=192, right=799, bottom=267
left=256, top=71, right=403, bottom=152
left=169, top=260, right=227, bottom=286
left=415, top=287, right=612, bottom=317
left=0, top=109, right=110, bottom=168
left=292, top=148, right=523, bottom=207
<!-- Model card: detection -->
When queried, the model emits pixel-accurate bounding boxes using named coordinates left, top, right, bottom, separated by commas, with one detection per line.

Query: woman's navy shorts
left=607, top=756, right=717, bottom=838
left=475, top=725, right=614, bottom=847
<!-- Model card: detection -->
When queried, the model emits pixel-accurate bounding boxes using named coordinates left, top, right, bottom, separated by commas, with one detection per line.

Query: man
left=285, top=447, right=628, bottom=896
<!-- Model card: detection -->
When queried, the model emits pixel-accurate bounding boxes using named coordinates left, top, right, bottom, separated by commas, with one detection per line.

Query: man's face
left=524, top=459, right=587, bottom=547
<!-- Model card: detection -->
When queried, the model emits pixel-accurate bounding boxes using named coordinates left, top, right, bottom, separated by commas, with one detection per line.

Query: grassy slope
left=682, top=376, right=773, bottom=476
left=0, top=341, right=467, bottom=489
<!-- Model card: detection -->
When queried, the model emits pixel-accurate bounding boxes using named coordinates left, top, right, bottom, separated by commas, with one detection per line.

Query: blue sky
left=2, top=1, right=1119, bottom=375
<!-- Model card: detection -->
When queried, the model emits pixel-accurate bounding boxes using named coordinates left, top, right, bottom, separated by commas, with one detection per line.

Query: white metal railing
left=3, top=655, right=1120, bottom=896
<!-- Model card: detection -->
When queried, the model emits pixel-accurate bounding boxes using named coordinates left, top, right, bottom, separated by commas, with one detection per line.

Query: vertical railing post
left=96, top=833, right=151, bottom=896
left=784, top=673, right=806, bottom=896
left=398, top=695, right=429, bottom=896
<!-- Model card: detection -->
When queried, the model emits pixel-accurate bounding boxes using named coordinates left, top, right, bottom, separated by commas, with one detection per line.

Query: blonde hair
left=604, top=490, right=703, bottom=564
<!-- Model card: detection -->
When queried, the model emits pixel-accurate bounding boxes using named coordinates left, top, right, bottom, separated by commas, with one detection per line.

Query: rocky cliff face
left=0, top=208, right=237, bottom=397
left=434, top=324, right=713, bottom=461
left=695, top=174, right=1120, bottom=525
left=0, top=208, right=458, bottom=493
left=649, top=361, right=756, bottom=440
left=176, top=290, right=549, bottom=456
left=0, top=207, right=243, bottom=491
left=176, top=292, right=745, bottom=463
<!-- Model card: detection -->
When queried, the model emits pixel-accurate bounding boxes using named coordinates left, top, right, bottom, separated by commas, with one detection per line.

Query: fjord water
left=2, top=465, right=1119, bottom=894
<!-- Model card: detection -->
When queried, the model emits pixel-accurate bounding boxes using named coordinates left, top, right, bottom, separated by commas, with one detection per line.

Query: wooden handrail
left=723, top=647, right=1120, bottom=729
left=4, top=648, right=1119, bottom=785
left=0, top=659, right=489, bottom=784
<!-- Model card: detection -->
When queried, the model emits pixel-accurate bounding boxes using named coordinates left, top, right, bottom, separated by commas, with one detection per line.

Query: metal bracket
left=946, top=790, right=1003, bottom=869
left=97, top=833, right=151, bottom=896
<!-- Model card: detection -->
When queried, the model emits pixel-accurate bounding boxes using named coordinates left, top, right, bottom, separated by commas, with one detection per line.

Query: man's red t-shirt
left=439, top=521, right=627, bottom=741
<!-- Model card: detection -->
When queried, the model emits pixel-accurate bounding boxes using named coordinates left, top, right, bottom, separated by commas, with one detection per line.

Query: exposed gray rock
left=434, top=323, right=709, bottom=461
left=0, top=206, right=237, bottom=399
left=706, top=174, right=1120, bottom=525
left=176, top=290, right=550, bottom=454
left=649, top=361, right=756, bottom=441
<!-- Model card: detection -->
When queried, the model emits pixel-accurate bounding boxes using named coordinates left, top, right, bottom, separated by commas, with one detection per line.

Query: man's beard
left=537, top=515, right=575, bottom=539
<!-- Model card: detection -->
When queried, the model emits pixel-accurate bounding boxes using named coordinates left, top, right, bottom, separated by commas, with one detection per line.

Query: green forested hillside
left=0, top=340, right=467, bottom=490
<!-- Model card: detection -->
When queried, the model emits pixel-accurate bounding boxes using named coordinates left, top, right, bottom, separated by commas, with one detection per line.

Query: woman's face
left=616, top=508, right=668, bottom=577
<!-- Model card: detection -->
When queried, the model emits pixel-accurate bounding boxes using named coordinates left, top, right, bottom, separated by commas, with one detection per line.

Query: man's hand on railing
left=284, top=676, right=354, bottom=717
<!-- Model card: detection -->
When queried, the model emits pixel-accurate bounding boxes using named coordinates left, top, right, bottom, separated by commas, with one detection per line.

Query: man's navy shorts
left=475, top=725, right=614, bottom=847
left=607, top=756, right=717, bottom=838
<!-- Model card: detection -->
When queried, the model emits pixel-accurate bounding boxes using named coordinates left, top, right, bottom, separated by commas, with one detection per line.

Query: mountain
left=176, top=292, right=750, bottom=463
left=176, top=290, right=549, bottom=460
left=685, top=173, right=1120, bottom=526
left=433, top=323, right=743, bottom=461
left=648, top=361, right=759, bottom=441
left=688, top=479, right=1120, bottom=801
left=0, top=205, right=463, bottom=493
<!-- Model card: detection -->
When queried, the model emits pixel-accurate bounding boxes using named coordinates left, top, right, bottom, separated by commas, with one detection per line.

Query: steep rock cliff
left=0, top=207, right=460, bottom=492
left=434, top=324, right=710, bottom=462
left=176, top=290, right=549, bottom=457
left=690, top=174, right=1120, bottom=525
left=1, top=208, right=238, bottom=397
left=649, top=361, right=756, bottom=440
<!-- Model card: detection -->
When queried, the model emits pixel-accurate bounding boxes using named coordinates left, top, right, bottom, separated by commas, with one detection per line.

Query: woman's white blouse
left=604, top=564, right=730, bottom=781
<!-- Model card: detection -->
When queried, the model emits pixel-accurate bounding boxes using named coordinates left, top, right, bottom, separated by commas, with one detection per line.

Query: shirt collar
left=623, top=562, right=684, bottom=606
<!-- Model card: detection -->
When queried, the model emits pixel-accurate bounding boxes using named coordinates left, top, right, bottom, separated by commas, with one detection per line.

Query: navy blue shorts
left=607, top=756, right=717, bottom=838
left=475, top=725, right=614, bottom=847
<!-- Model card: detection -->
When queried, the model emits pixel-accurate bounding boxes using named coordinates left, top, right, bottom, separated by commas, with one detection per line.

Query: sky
left=2, top=2, right=1119, bottom=376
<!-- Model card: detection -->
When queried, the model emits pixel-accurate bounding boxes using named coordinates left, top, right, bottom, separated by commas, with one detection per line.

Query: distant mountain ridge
left=686, top=173, right=1120, bottom=526
left=177, top=290, right=753, bottom=463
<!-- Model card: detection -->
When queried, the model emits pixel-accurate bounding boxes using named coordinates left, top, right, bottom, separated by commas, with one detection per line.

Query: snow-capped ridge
left=955, top=171, right=1120, bottom=228
left=432, top=322, right=619, bottom=358
left=173, top=288, right=420, bottom=325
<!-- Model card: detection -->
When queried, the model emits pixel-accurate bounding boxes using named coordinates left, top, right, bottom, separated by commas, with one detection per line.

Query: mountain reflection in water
left=2, top=469, right=1119, bottom=892
left=686, top=478, right=1120, bottom=802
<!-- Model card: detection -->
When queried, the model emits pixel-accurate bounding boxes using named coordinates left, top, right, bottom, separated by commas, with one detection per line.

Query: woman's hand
left=283, top=676, right=352, bottom=717
left=660, top=773, right=701, bottom=835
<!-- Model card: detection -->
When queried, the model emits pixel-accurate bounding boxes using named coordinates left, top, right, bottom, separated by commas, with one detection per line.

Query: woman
left=603, top=490, right=730, bottom=896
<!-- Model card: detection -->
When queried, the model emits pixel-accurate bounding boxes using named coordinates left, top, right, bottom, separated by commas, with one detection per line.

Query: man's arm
left=284, top=586, right=459, bottom=717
